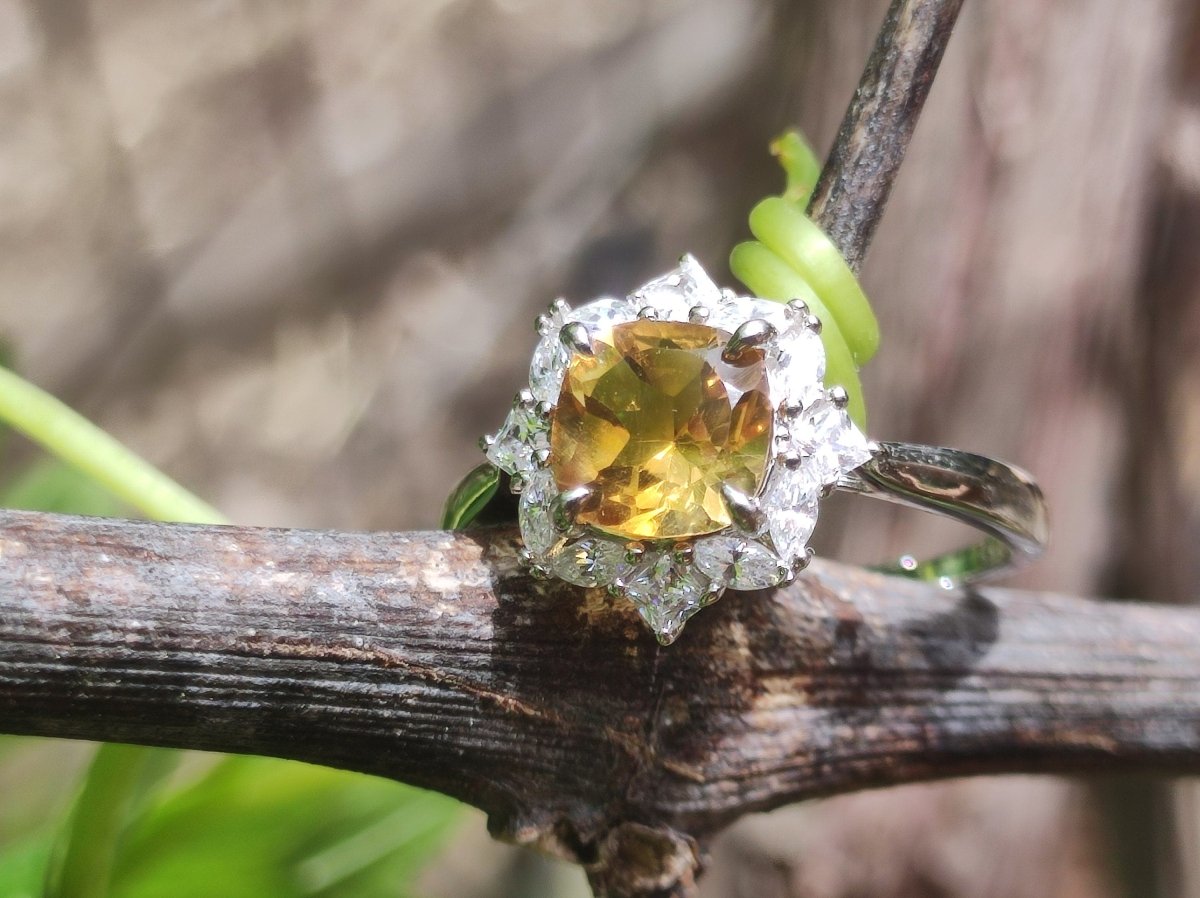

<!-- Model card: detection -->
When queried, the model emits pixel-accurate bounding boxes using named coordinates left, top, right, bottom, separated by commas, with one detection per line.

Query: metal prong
left=516, top=388, right=535, bottom=410
left=534, top=447, right=551, bottom=466
left=791, top=548, right=815, bottom=576
left=509, top=473, right=527, bottom=495
left=535, top=314, right=554, bottom=336
left=638, top=306, right=659, bottom=320
left=535, top=400, right=553, bottom=418
left=688, top=305, right=710, bottom=324
left=479, top=433, right=496, bottom=452
left=672, top=542, right=694, bottom=564
left=776, top=450, right=802, bottom=470
left=720, top=482, right=766, bottom=535
left=721, top=318, right=777, bottom=365
left=785, top=298, right=810, bottom=318
left=624, top=541, right=646, bottom=563
left=552, top=486, right=592, bottom=531
left=559, top=322, right=595, bottom=357
left=804, top=313, right=823, bottom=335
left=829, top=386, right=849, bottom=408
left=550, top=297, right=571, bottom=316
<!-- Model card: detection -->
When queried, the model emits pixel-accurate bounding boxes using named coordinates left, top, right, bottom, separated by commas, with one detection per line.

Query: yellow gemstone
left=549, top=319, right=773, bottom=540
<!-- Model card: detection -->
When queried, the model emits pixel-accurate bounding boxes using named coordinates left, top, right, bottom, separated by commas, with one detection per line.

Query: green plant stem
left=0, top=366, right=224, bottom=525
left=0, top=367, right=226, bottom=898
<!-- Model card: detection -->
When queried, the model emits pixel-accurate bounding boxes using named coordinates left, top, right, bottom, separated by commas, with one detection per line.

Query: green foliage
left=0, top=364, right=461, bottom=897
left=0, top=756, right=459, bottom=898
left=441, top=462, right=500, bottom=530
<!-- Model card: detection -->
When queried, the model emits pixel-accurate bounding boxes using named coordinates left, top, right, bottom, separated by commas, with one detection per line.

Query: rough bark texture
left=4, top=511, right=1200, bottom=895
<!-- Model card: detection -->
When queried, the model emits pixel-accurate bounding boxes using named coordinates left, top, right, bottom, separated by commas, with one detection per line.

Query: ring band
left=462, top=256, right=1048, bottom=643
left=837, top=441, right=1047, bottom=587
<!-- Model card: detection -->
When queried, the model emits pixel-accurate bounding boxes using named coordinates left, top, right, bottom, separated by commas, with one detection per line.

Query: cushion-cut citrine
left=549, top=319, right=773, bottom=540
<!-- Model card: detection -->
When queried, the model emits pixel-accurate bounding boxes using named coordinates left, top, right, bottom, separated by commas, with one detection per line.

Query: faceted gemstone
left=518, top=469, right=559, bottom=556
left=621, top=551, right=713, bottom=644
left=486, top=403, right=548, bottom=476
left=549, top=537, right=629, bottom=587
left=549, top=319, right=774, bottom=540
left=694, top=535, right=785, bottom=590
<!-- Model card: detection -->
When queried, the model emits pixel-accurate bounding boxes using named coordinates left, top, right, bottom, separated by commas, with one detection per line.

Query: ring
left=474, top=256, right=1047, bottom=643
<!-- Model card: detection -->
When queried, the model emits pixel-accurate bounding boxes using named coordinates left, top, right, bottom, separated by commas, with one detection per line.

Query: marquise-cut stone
left=549, top=319, right=774, bottom=540
left=694, top=535, right=784, bottom=590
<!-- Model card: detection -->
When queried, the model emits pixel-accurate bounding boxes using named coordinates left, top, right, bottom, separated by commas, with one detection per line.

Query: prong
left=559, top=322, right=595, bottom=357
left=479, top=433, right=496, bottom=452
left=776, top=450, right=802, bottom=470
left=720, top=482, right=766, bottom=535
left=535, top=314, right=554, bottom=336
left=550, top=297, right=571, bottom=316
left=638, top=306, right=659, bottom=320
left=721, top=318, right=777, bottom=365
left=509, top=473, right=526, bottom=495
left=828, top=385, right=849, bottom=408
left=534, top=447, right=551, bottom=466
left=791, top=547, right=814, bottom=576
left=535, top=400, right=553, bottom=418
left=516, top=388, right=535, bottom=410
left=552, top=486, right=592, bottom=531
left=785, top=298, right=810, bottom=318
left=688, top=305, right=710, bottom=324
left=672, top=542, right=694, bottom=564
left=804, top=313, right=823, bottom=334
left=624, top=541, right=646, bottom=563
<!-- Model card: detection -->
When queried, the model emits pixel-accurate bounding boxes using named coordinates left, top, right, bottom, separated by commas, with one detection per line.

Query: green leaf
left=0, top=833, right=53, bottom=898
left=108, top=756, right=460, bottom=898
left=441, top=462, right=500, bottom=530
left=730, top=240, right=866, bottom=428
left=2, top=460, right=131, bottom=518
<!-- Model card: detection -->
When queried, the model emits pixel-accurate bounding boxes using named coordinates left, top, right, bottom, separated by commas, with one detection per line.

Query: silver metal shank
left=836, top=441, right=1048, bottom=588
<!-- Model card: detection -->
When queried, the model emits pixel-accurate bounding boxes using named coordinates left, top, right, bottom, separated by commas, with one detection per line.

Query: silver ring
left=476, top=256, right=1048, bottom=643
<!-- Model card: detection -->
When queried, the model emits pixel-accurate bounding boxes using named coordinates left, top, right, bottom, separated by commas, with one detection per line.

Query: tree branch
left=3, top=511, right=1200, bottom=895
left=808, top=0, right=965, bottom=270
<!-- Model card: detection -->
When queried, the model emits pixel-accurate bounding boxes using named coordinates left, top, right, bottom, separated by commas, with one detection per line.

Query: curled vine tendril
left=730, top=130, right=878, bottom=429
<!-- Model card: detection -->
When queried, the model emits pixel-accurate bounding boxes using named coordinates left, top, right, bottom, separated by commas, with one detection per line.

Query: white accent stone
left=785, top=395, right=872, bottom=485
left=631, top=254, right=723, bottom=321
left=485, top=403, right=548, bottom=476
left=549, top=537, right=627, bottom=588
left=767, top=317, right=827, bottom=410
left=761, top=465, right=821, bottom=565
left=621, top=551, right=715, bottom=644
left=518, top=469, right=559, bottom=556
left=694, top=535, right=785, bottom=590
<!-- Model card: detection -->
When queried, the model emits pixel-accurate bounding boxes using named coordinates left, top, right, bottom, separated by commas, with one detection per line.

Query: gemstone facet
left=549, top=319, right=774, bottom=541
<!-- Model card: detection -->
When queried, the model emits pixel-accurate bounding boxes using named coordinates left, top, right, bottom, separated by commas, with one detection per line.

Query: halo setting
left=485, top=256, right=872, bottom=643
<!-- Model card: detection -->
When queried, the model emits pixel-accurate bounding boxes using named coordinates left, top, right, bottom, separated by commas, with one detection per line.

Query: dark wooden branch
left=4, top=511, right=1200, bottom=896
left=808, top=0, right=965, bottom=270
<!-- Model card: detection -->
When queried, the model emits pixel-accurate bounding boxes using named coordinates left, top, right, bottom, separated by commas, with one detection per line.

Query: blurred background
left=1, top=0, right=1199, bottom=896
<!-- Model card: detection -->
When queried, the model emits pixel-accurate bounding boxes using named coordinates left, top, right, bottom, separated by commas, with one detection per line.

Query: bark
left=3, top=511, right=1200, bottom=896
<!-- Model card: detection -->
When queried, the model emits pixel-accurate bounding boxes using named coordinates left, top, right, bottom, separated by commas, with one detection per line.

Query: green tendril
left=730, top=130, right=880, bottom=429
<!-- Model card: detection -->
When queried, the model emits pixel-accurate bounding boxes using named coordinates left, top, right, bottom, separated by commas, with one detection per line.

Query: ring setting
left=483, top=256, right=875, bottom=643
left=478, top=256, right=1048, bottom=644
